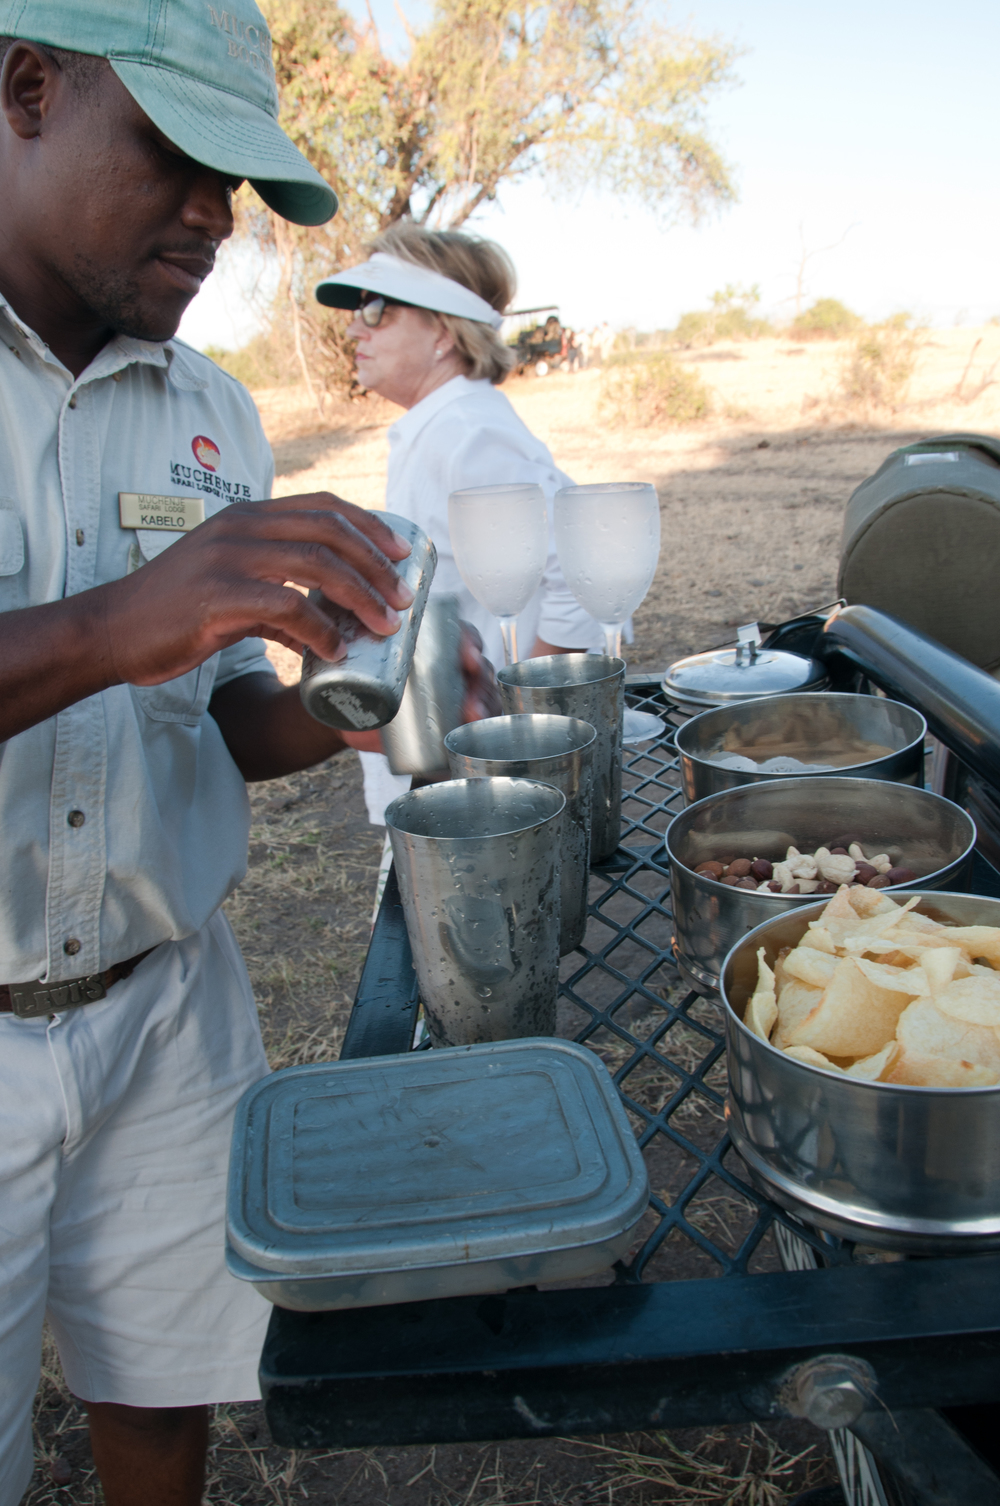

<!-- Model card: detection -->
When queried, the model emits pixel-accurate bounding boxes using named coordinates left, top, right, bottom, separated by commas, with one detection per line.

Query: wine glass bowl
left=448, top=483, right=549, bottom=664
left=555, top=482, right=663, bottom=742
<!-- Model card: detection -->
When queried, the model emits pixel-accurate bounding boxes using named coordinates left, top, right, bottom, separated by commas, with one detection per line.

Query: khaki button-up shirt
left=0, top=297, right=275, bottom=983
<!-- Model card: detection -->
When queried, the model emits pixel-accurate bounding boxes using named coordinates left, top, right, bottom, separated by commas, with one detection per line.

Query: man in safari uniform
left=0, top=3, right=491, bottom=1501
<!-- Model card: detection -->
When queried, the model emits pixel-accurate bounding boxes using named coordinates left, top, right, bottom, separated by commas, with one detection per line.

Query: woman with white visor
left=315, top=222, right=611, bottom=821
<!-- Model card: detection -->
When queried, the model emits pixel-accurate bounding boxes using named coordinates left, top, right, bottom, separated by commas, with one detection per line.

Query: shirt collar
left=0, top=292, right=200, bottom=387
left=388, top=374, right=491, bottom=447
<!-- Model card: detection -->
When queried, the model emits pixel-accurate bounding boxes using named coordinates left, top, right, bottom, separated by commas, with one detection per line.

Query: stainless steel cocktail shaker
left=380, top=595, right=464, bottom=776
left=299, top=513, right=436, bottom=731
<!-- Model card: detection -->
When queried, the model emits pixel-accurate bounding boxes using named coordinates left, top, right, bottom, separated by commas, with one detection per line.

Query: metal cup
left=496, top=655, right=625, bottom=861
left=380, top=596, right=464, bottom=777
left=385, top=777, right=565, bottom=1047
left=445, top=715, right=596, bottom=955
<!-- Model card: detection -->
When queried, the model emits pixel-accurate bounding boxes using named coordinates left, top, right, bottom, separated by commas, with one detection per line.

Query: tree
left=238, top=0, right=741, bottom=399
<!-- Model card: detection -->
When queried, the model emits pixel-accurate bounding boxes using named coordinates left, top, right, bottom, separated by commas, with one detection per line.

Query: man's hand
left=0, top=493, right=412, bottom=743
left=106, top=494, right=413, bottom=685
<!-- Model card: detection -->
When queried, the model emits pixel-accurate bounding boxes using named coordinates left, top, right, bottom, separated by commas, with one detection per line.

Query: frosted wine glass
left=448, top=483, right=549, bottom=664
left=554, top=481, right=664, bottom=742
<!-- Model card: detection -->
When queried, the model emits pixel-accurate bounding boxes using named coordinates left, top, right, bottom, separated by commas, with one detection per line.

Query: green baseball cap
left=0, top=0, right=337, bottom=225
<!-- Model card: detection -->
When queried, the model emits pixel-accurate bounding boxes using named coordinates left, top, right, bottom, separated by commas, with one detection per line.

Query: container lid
left=663, top=625, right=829, bottom=707
left=226, top=1038, right=648, bottom=1277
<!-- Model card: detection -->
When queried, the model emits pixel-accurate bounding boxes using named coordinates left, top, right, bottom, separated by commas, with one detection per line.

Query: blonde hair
left=372, top=222, right=517, bottom=385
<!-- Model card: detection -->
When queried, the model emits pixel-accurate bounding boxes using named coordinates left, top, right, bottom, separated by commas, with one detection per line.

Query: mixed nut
left=693, top=840, right=918, bottom=895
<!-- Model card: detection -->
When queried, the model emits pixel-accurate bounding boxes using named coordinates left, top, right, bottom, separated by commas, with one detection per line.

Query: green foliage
left=673, top=283, right=773, bottom=347
left=202, top=334, right=299, bottom=389
left=600, top=350, right=711, bottom=427
left=838, top=316, right=921, bottom=412
left=791, top=297, right=860, bottom=340
left=238, top=0, right=741, bottom=395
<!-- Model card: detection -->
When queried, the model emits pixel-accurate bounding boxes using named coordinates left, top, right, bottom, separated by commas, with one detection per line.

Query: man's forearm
left=208, top=672, right=354, bottom=781
left=0, top=589, right=120, bottom=741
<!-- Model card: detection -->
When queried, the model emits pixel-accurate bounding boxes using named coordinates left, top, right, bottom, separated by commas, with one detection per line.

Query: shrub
left=838, top=315, right=921, bottom=412
left=673, top=283, right=774, bottom=347
left=790, top=297, right=860, bottom=340
left=600, top=350, right=711, bottom=427
left=202, top=330, right=299, bottom=389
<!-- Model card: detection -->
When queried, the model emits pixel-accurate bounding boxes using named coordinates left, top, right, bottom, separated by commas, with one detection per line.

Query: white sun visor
left=315, top=253, right=504, bottom=328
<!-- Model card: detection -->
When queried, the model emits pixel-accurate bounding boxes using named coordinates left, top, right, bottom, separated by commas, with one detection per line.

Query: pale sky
left=179, top=0, right=1000, bottom=350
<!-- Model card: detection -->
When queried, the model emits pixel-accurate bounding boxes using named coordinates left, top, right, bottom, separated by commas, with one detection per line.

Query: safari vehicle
left=503, top=305, right=566, bottom=376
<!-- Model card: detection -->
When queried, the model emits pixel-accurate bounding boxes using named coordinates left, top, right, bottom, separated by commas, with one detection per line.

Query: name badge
left=118, top=493, right=206, bottom=532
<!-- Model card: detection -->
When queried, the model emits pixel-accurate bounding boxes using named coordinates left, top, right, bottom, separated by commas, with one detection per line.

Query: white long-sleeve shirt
left=385, top=375, right=605, bottom=666
left=359, top=374, right=615, bottom=824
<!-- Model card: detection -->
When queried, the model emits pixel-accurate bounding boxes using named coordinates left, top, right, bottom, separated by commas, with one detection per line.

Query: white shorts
left=0, top=911, right=272, bottom=1503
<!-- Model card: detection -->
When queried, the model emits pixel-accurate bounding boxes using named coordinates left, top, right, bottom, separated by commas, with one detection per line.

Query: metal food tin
left=663, top=635, right=828, bottom=711
left=675, top=692, right=927, bottom=805
left=299, top=512, right=436, bottom=731
left=722, top=892, right=1000, bottom=1252
left=665, top=776, right=976, bottom=994
left=226, top=1038, right=649, bottom=1311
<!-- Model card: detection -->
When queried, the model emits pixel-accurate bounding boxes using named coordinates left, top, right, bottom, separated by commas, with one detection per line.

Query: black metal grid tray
left=260, top=680, right=1000, bottom=1460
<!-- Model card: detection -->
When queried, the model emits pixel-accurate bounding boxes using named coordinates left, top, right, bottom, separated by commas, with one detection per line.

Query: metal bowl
left=721, top=892, right=1000, bottom=1252
left=665, top=776, right=975, bottom=993
left=675, top=692, right=927, bottom=806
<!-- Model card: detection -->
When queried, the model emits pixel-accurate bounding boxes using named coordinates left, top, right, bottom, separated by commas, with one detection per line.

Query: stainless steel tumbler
left=444, top=715, right=596, bottom=955
left=380, top=595, right=464, bottom=776
left=385, top=777, right=565, bottom=1047
left=497, top=655, right=625, bottom=862
left=299, top=513, right=436, bottom=731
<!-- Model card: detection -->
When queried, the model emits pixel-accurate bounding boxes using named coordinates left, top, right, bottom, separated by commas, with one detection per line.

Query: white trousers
left=0, top=910, right=272, bottom=1504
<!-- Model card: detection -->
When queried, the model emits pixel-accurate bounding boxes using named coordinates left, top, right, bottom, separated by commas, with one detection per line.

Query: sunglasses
left=357, top=292, right=408, bottom=328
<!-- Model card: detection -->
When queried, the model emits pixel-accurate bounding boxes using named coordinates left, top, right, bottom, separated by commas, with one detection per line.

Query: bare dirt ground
left=27, top=328, right=1000, bottom=1503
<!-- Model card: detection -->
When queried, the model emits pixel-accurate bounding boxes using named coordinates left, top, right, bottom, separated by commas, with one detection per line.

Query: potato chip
left=885, top=1052, right=1000, bottom=1088
left=920, top=946, right=963, bottom=994
left=785, top=1045, right=842, bottom=1071
left=853, top=957, right=928, bottom=996
left=895, top=998, right=1000, bottom=1074
left=782, top=946, right=839, bottom=989
left=804, top=924, right=836, bottom=955
left=932, top=974, right=1000, bottom=1030
left=929, top=926, right=1000, bottom=966
left=747, top=948, right=777, bottom=1041
left=772, top=978, right=825, bottom=1050
left=787, top=956, right=910, bottom=1057
left=845, top=1040, right=900, bottom=1081
left=845, top=886, right=899, bottom=920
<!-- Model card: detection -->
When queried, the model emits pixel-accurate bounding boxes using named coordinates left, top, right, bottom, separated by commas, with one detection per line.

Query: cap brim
left=111, top=59, right=337, bottom=227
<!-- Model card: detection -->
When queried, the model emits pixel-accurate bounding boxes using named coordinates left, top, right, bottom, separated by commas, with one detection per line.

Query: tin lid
left=663, top=624, right=829, bottom=708
left=226, top=1039, right=648, bottom=1277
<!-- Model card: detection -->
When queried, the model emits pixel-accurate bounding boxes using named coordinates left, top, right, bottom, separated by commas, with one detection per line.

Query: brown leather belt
left=0, top=947, right=160, bottom=1019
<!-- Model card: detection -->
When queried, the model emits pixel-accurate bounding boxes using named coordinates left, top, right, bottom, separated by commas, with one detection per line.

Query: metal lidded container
left=663, top=623, right=828, bottom=712
left=226, top=1038, right=650, bottom=1310
left=299, top=512, right=436, bottom=731
left=665, top=775, right=976, bottom=993
left=722, top=892, right=1000, bottom=1252
left=675, top=691, right=928, bottom=805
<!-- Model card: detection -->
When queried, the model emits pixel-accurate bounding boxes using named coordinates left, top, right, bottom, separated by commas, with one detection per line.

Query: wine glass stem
left=602, top=623, right=624, bottom=660
left=498, top=616, right=519, bottom=666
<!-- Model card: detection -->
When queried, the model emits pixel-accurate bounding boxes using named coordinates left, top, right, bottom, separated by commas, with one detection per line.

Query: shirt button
left=64, top=939, right=82, bottom=956
left=75, top=529, right=85, bottom=547
left=67, top=394, right=77, bottom=409
left=67, top=809, right=85, bottom=828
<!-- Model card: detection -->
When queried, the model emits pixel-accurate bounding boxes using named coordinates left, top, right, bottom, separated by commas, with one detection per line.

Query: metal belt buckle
left=11, top=974, right=108, bottom=1019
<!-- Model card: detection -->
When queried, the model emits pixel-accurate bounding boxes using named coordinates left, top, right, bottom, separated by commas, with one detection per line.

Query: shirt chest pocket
left=0, top=502, right=25, bottom=609
left=132, top=656, right=218, bottom=726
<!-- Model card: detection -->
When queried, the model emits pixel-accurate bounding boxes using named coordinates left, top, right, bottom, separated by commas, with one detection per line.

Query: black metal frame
left=261, top=656, right=1000, bottom=1498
